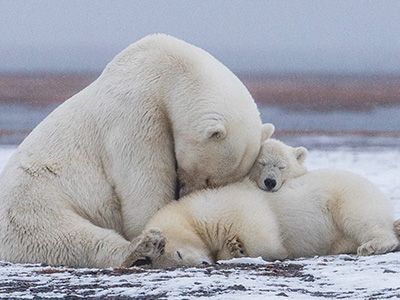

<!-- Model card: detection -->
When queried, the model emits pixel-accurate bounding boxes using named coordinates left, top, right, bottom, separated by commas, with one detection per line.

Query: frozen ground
left=0, top=138, right=399, bottom=299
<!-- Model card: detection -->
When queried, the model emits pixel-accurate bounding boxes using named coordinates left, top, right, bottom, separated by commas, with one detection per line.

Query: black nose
left=264, top=178, right=277, bottom=190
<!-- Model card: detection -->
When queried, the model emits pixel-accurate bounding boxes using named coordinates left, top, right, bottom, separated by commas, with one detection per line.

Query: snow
left=0, top=146, right=14, bottom=172
left=0, top=138, right=399, bottom=299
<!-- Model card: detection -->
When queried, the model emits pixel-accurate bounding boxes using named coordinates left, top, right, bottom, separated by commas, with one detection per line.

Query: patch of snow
left=218, top=256, right=271, bottom=265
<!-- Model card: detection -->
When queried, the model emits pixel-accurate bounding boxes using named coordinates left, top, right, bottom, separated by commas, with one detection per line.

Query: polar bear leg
left=340, top=216, right=398, bottom=256
left=62, top=220, right=166, bottom=268
left=13, top=215, right=165, bottom=268
left=49, top=217, right=136, bottom=268
left=331, top=193, right=399, bottom=256
left=358, top=218, right=399, bottom=256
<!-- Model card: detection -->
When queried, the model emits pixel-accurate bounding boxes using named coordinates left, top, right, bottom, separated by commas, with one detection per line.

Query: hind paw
left=226, top=236, right=248, bottom=258
left=357, top=238, right=398, bottom=256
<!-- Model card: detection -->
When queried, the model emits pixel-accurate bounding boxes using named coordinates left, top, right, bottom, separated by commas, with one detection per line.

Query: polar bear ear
left=261, top=123, right=275, bottom=141
left=295, top=147, right=308, bottom=163
left=206, top=124, right=227, bottom=140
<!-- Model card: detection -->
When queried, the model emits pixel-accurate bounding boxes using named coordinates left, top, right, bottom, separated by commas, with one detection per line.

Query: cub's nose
left=264, top=178, right=277, bottom=191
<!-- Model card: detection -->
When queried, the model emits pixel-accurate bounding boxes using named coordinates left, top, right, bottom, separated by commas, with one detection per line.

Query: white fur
left=0, top=34, right=264, bottom=268
left=146, top=179, right=288, bottom=268
left=144, top=139, right=398, bottom=267
left=145, top=172, right=398, bottom=268
left=249, top=138, right=307, bottom=191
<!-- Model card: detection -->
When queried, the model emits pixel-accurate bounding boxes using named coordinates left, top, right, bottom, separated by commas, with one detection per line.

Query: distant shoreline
left=1, top=72, right=400, bottom=145
left=0, top=72, right=400, bottom=111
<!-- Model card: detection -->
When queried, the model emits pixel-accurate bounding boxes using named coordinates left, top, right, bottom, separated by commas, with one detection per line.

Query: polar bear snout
left=257, top=172, right=282, bottom=192
left=264, top=178, right=277, bottom=191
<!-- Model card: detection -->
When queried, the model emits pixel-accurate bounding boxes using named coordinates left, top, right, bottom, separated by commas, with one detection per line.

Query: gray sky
left=1, top=0, right=400, bottom=73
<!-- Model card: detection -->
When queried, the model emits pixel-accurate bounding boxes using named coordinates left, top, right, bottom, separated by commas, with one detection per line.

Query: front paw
left=122, top=228, right=166, bottom=267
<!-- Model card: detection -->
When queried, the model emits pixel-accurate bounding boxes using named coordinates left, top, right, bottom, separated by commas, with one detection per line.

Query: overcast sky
left=1, top=0, right=400, bottom=73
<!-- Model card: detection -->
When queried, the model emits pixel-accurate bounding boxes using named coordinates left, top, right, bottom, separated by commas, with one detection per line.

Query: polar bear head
left=145, top=201, right=214, bottom=268
left=175, top=123, right=276, bottom=196
left=174, top=104, right=275, bottom=196
left=249, top=139, right=308, bottom=192
left=152, top=240, right=213, bottom=268
left=150, top=228, right=213, bottom=268
left=167, top=58, right=275, bottom=196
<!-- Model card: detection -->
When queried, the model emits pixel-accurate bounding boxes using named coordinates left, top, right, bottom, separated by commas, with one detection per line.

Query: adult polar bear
left=0, top=34, right=266, bottom=268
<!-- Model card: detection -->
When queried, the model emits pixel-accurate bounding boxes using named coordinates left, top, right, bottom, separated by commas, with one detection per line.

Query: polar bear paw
left=357, top=237, right=399, bottom=256
left=122, top=228, right=166, bottom=268
left=226, top=236, right=248, bottom=258
left=393, top=219, right=400, bottom=239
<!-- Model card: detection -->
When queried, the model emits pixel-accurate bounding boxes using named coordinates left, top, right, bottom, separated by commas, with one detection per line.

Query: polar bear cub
left=249, top=139, right=307, bottom=192
left=138, top=140, right=399, bottom=268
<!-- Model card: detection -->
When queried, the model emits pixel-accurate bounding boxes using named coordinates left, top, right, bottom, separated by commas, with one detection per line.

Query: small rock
left=383, top=269, right=396, bottom=273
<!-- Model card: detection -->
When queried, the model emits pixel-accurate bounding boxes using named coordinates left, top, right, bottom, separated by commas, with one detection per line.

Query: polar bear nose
left=264, top=178, right=277, bottom=191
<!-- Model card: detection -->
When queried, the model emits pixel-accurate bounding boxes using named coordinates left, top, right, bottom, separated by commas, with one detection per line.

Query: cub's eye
left=176, top=251, right=183, bottom=259
left=258, top=161, right=266, bottom=166
left=278, top=166, right=286, bottom=170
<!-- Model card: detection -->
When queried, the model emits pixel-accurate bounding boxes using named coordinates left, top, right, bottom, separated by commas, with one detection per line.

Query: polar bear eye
left=258, top=161, right=266, bottom=167
left=278, top=166, right=286, bottom=170
left=176, top=251, right=183, bottom=259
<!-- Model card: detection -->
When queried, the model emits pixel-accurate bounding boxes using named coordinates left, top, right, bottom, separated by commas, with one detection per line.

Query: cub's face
left=249, top=139, right=308, bottom=192
left=151, top=239, right=213, bottom=268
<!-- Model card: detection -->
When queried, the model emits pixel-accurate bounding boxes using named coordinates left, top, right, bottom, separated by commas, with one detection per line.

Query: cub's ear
left=294, top=146, right=308, bottom=163
left=261, top=123, right=275, bottom=141
left=206, top=124, right=226, bottom=140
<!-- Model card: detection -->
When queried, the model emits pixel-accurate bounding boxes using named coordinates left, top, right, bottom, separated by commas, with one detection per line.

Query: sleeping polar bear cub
left=138, top=140, right=399, bottom=268
left=249, top=138, right=308, bottom=192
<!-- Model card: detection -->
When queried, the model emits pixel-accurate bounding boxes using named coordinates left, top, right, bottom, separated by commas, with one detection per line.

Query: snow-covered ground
left=0, top=139, right=399, bottom=299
